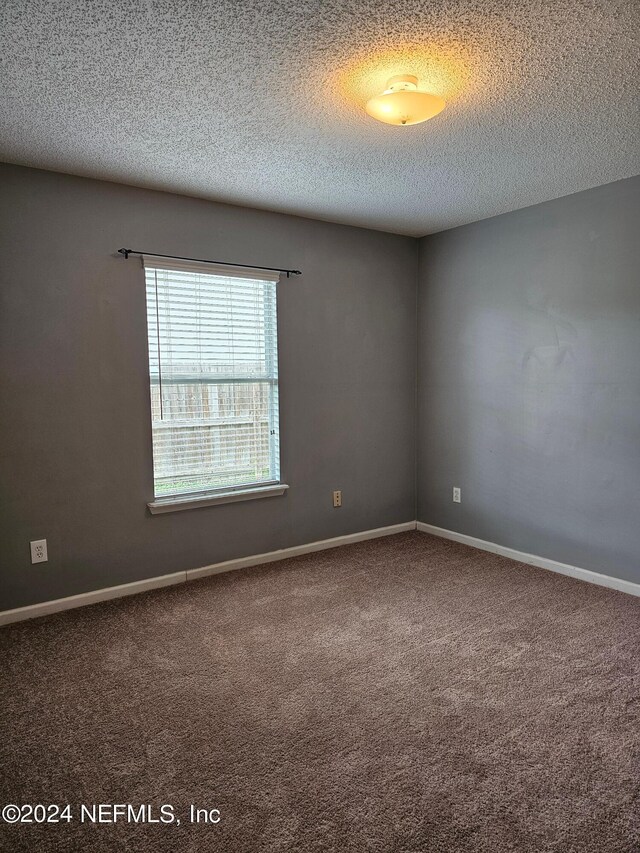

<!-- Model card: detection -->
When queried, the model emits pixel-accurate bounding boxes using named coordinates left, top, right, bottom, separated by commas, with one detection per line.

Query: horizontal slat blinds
left=144, top=258, right=281, bottom=499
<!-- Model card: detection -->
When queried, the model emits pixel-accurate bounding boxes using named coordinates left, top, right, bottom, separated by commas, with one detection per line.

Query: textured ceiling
left=0, top=0, right=638, bottom=235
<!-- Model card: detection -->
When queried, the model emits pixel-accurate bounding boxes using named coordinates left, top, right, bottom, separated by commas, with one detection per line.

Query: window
left=144, top=257, right=283, bottom=507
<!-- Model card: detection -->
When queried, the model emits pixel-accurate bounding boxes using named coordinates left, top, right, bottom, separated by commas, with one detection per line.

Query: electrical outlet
left=453, top=487, right=461, bottom=503
left=30, top=539, right=48, bottom=564
left=333, top=490, right=342, bottom=508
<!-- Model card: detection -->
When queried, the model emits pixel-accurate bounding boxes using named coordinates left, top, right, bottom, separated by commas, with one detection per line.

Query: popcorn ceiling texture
left=0, top=0, right=638, bottom=235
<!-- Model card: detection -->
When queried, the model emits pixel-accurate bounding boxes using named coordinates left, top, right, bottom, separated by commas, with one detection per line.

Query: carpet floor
left=0, top=531, right=639, bottom=852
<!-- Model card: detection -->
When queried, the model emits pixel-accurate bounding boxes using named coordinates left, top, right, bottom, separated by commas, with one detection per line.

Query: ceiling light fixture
left=365, top=75, right=446, bottom=126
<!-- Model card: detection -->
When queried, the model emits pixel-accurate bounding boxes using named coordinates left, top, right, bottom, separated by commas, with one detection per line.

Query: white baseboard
left=416, top=522, right=640, bottom=598
left=0, top=571, right=187, bottom=627
left=186, top=521, right=415, bottom=581
left=0, top=522, right=417, bottom=627
left=5, top=519, right=633, bottom=627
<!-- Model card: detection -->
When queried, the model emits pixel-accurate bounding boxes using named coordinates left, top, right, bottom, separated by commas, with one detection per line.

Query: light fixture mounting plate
left=385, top=75, right=418, bottom=93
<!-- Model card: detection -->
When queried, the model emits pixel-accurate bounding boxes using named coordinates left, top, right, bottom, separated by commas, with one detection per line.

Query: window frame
left=141, top=256, right=288, bottom=513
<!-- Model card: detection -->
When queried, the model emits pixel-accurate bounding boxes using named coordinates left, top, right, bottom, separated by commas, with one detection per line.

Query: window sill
left=147, top=484, right=289, bottom=515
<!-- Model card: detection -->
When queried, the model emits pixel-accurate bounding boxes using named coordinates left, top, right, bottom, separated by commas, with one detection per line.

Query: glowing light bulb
left=365, top=75, right=446, bottom=126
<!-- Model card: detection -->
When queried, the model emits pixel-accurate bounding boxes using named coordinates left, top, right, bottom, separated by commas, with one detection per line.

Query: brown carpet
left=1, top=531, right=639, bottom=852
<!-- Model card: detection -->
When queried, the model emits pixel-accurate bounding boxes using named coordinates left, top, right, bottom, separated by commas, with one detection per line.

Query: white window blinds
left=144, top=257, right=281, bottom=500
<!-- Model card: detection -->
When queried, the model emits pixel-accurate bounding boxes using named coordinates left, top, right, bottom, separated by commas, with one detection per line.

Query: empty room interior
left=1, top=1, right=639, bottom=851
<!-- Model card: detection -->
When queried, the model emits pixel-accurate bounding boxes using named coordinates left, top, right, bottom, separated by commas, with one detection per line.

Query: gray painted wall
left=2, top=165, right=638, bottom=612
left=417, top=176, right=640, bottom=584
left=0, top=164, right=417, bottom=610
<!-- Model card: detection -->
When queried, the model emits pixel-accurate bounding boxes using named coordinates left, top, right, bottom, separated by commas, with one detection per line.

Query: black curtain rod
left=117, top=248, right=302, bottom=278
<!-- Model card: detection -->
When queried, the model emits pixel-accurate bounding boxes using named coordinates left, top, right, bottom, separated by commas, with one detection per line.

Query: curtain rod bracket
left=116, top=248, right=301, bottom=277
